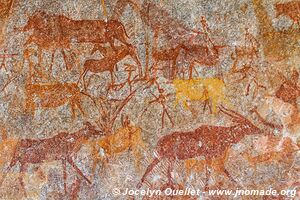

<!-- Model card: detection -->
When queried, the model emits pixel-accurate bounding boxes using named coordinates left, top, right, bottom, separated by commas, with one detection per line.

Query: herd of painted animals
left=0, top=0, right=299, bottom=199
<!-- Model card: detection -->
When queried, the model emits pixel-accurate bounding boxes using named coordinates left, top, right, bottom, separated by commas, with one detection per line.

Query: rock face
left=0, top=0, right=299, bottom=199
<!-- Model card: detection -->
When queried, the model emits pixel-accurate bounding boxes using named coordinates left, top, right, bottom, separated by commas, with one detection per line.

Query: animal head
left=23, top=11, right=48, bottom=32
left=83, top=122, right=103, bottom=137
left=219, top=106, right=263, bottom=136
left=106, top=20, right=129, bottom=38
left=108, top=44, right=141, bottom=67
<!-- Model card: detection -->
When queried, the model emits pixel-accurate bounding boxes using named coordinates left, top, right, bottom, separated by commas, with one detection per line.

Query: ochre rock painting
left=0, top=0, right=299, bottom=199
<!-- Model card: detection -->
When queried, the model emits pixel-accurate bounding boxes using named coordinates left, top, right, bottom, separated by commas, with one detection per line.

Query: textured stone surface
left=0, top=0, right=299, bottom=199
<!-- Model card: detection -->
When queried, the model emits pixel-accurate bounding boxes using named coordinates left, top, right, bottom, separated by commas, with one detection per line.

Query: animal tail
left=137, top=157, right=160, bottom=188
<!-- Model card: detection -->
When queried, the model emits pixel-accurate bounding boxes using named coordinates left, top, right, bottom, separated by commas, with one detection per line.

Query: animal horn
left=218, top=105, right=246, bottom=122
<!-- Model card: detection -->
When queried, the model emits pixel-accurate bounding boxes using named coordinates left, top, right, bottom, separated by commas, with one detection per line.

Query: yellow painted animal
left=90, top=121, right=147, bottom=175
left=0, top=127, right=17, bottom=167
left=0, top=139, right=17, bottom=167
left=173, top=78, right=229, bottom=113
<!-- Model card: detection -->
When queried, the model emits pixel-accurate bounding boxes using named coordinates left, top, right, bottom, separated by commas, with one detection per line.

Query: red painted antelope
left=79, top=44, right=142, bottom=90
left=0, top=122, right=103, bottom=196
left=137, top=106, right=269, bottom=189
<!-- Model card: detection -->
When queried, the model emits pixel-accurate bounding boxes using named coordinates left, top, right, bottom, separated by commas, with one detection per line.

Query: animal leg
left=0, top=149, right=18, bottom=188
left=151, top=61, right=158, bottom=79
left=109, top=71, right=115, bottom=89
left=49, top=50, right=55, bottom=73
left=188, top=62, right=194, bottom=79
left=251, top=107, right=283, bottom=130
left=70, top=101, right=76, bottom=120
left=19, top=163, right=27, bottom=197
left=210, top=100, right=217, bottom=114
left=67, top=157, right=91, bottom=184
left=132, top=146, right=142, bottom=172
left=74, top=98, right=85, bottom=118
left=91, top=144, right=101, bottom=176
left=203, top=99, right=210, bottom=113
left=166, top=158, right=175, bottom=187
left=82, top=69, right=89, bottom=91
left=163, top=106, right=174, bottom=127
left=108, top=39, right=116, bottom=51
left=161, top=108, right=165, bottom=129
left=191, top=61, right=201, bottom=77
left=245, top=82, right=251, bottom=96
left=137, top=136, right=147, bottom=151
left=70, top=178, right=81, bottom=200
left=137, top=158, right=160, bottom=188
left=205, top=159, right=212, bottom=191
left=208, top=100, right=213, bottom=114
left=62, top=50, right=72, bottom=70
left=223, top=168, right=240, bottom=186
left=171, top=57, right=178, bottom=80
left=37, top=48, right=43, bottom=67
left=62, top=159, right=67, bottom=194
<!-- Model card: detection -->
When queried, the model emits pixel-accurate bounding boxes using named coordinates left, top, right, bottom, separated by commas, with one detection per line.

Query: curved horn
left=219, top=105, right=247, bottom=121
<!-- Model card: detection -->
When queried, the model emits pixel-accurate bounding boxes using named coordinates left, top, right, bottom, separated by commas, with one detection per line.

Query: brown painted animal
left=22, top=11, right=131, bottom=70
left=0, top=122, right=103, bottom=195
left=137, top=106, right=269, bottom=189
left=25, top=81, right=96, bottom=119
left=183, top=44, right=227, bottom=78
left=151, top=29, right=188, bottom=80
left=275, top=1, right=300, bottom=27
left=79, top=44, right=142, bottom=89
left=22, top=11, right=73, bottom=70
left=23, top=11, right=130, bottom=47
